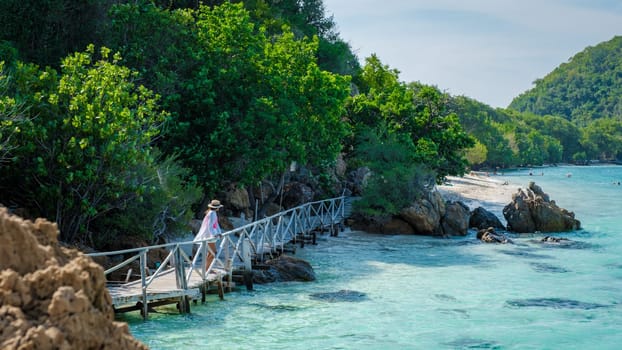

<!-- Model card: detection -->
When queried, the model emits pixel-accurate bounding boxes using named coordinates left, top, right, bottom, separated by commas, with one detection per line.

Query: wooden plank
left=108, top=267, right=225, bottom=309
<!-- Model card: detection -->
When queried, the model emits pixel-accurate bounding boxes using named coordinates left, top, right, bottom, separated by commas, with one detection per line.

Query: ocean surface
left=124, top=165, right=622, bottom=349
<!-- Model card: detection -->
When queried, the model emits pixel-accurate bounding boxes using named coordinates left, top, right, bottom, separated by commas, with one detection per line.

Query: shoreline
left=437, top=173, right=520, bottom=224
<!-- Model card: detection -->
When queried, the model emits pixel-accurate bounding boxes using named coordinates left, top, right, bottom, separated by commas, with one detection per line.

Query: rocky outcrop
left=470, top=206, right=505, bottom=230
left=349, top=215, right=414, bottom=235
left=347, top=166, right=372, bottom=196
left=399, top=190, right=445, bottom=236
left=0, top=207, right=147, bottom=350
left=503, top=182, right=581, bottom=233
left=477, top=227, right=513, bottom=244
left=441, top=201, right=470, bottom=236
left=281, top=182, right=314, bottom=209
left=253, top=255, right=316, bottom=284
left=225, top=184, right=250, bottom=214
left=349, top=191, right=473, bottom=237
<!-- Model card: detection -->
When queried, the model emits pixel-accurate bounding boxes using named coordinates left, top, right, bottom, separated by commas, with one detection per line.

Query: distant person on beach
left=194, top=199, right=224, bottom=271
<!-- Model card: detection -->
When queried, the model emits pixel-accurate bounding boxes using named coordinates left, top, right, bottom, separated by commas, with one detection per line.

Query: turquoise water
left=125, top=165, right=622, bottom=349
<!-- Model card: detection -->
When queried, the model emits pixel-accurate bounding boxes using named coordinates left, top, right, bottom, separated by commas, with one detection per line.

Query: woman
left=194, top=199, right=223, bottom=271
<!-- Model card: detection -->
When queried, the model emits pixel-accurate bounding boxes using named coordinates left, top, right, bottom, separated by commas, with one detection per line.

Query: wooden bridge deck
left=107, top=268, right=224, bottom=309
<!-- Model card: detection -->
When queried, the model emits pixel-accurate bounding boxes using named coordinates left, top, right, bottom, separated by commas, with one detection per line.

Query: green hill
left=509, top=36, right=622, bottom=125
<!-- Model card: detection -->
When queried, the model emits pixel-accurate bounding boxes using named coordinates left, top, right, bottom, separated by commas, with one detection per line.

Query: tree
left=464, top=140, right=488, bottom=167
left=158, top=3, right=350, bottom=197
left=0, top=45, right=168, bottom=243
left=347, top=56, right=474, bottom=182
left=0, top=0, right=108, bottom=68
left=353, top=124, right=434, bottom=216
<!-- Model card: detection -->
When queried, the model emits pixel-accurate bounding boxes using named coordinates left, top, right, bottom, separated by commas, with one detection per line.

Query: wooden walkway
left=88, top=196, right=351, bottom=318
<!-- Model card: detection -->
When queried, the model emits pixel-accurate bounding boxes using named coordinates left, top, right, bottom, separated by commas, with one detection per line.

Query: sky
left=322, top=0, right=622, bottom=108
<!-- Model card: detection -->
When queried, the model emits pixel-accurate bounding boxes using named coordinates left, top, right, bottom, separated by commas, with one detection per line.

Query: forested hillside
left=510, top=36, right=622, bottom=125
left=508, top=35, right=622, bottom=161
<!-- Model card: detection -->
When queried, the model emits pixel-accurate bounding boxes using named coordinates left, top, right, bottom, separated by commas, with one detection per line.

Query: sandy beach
left=437, top=173, right=521, bottom=223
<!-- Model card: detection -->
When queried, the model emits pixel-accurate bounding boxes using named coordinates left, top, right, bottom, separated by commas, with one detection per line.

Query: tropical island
left=1, top=0, right=620, bottom=348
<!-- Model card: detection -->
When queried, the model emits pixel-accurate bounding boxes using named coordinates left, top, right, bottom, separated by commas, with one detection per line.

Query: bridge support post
left=139, top=250, right=148, bottom=320
left=242, top=238, right=252, bottom=272
left=174, top=246, right=190, bottom=314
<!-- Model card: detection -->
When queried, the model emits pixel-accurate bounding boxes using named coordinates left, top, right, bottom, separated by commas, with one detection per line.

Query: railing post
left=242, top=237, right=252, bottom=271
left=174, top=246, right=189, bottom=313
left=139, top=249, right=148, bottom=319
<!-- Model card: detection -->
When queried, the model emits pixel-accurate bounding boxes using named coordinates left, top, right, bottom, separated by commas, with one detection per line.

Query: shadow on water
left=529, top=262, right=570, bottom=273
left=246, top=302, right=307, bottom=312
left=498, top=247, right=555, bottom=259
left=442, top=337, right=502, bottom=349
left=506, top=298, right=610, bottom=310
left=437, top=308, right=470, bottom=319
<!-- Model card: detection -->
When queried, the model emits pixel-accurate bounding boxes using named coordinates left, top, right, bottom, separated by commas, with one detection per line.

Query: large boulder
left=281, top=181, right=314, bottom=209
left=253, top=255, right=316, bottom=284
left=399, top=190, right=445, bottom=236
left=470, top=206, right=505, bottom=230
left=225, top=184, right=250, bottom=213
left=441, top=201, right=470, bottom=236
left=349, top=214, right=414, bottom=235
left=503, top=182, right=581, bottom=233
left=0, top=207, right=147, bottom=350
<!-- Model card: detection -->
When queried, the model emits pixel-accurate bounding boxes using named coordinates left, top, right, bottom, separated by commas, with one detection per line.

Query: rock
left=441, top=201, right=470, bottom=236
left=382, top=217, right=416, bottom=234
left=0, top=207, right=147, bottom=350
left=253, top=255, right=315, bottom=284
left=225, top=184, right=250, bottom=212
left=309, top=289, right=368, bottom=302
left=503, top=182, right=581, bottom=233
left=399, top=190, right=445, bottom=236
left=281, top=182, right=314, bottom=209
left=470, top=207, right=505, bottom=230
left=347, top=167, right=372, bottom=196
left=349, top=214, right=414, bottom=234
left=477, top=227, right=513, bottom=244
left=541, top=236, right=570, bottom=243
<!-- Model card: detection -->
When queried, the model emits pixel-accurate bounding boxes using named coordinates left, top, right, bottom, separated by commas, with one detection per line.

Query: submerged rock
left=506, top=298, right=608, bottom=310
left=503, top=182, right=581, bottom=233
left=477, top=227, right=513, bottom=244
left=541, top=236, right=570, bottom=243
left=0, top=207, right=147, bottom=350
left=309, top=289, right=368, bottom=302
left=253, top=255, right=316, bottom=284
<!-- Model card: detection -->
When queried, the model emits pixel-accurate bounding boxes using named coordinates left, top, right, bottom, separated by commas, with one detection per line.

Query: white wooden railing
left=87, top=196, right=347, bottom=317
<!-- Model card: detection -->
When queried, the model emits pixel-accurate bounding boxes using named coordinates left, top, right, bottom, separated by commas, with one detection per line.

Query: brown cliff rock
left=0, top=207, right=148, bottom=350
left=399, top=190, right=445, bottom=235
left=502, top=182, right=581, bottom=233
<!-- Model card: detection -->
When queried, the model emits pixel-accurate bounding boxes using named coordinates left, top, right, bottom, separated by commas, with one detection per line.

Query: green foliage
left=464, top=140, right=488, bottom=166
left=449, top=95, right=515, bottom=167
left=0, top=0, right=107, bottom=68
left=0, top=61, right=22, bottom=163
left=346, top=55, right=474, bottom=183
left=0, top=45, right=168, bottom=243
left=580, top=117, right=622, bottom=160
left=152, top=3, right=350, bottom=195
left=93, top=152, right=202, bottom=248
left=353, top=125, right=435, bottom=216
